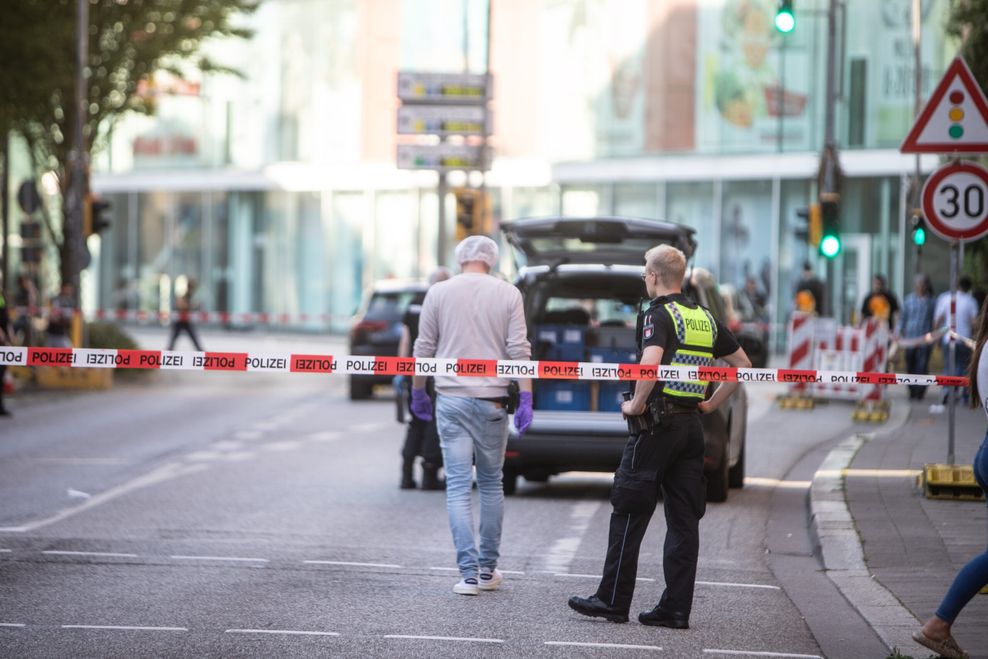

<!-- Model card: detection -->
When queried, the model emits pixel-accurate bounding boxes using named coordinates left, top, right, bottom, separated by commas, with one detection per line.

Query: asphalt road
left=1, top=331, right=882, bottom=658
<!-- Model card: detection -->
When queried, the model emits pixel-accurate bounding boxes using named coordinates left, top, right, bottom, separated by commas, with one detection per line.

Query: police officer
left=397, top=267, right=450, bottom=489
left=568, top=244, right=750, bottom=628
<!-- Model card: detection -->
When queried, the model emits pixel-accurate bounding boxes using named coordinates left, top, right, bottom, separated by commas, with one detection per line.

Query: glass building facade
left=5, top=0, right=960, bottom=340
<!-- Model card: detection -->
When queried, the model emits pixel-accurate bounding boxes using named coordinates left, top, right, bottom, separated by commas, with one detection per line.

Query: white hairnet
left=454, top=235, right=499, bottom=268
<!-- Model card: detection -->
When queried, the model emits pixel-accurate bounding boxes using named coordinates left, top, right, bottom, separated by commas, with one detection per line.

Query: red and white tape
left=0, top=347, right=970, bottom=388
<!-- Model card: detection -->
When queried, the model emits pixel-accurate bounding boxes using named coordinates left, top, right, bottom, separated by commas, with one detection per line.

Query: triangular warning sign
left=901, top=57, right=988, bottom=154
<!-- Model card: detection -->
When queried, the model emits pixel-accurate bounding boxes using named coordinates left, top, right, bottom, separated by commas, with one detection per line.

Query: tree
left=0, top=0, right=257, bottom=286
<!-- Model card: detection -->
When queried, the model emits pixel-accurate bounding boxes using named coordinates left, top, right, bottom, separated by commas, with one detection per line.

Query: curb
left=809, top=431, right=921, bottom=653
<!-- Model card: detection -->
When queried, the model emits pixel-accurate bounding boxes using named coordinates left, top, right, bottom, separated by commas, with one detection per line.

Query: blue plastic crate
left=587, top=347, right=637, bottom=366
left=597, top=381, right=629, bottom=412
left=535, top=380, right=591, bottom=411
left=535, top=324, right=586, bottom=361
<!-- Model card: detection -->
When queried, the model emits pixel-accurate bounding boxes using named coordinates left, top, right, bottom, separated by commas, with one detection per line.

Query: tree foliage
left=0, top=0, right=256, bottom=279
left=947, top=0, right=988, bottom=96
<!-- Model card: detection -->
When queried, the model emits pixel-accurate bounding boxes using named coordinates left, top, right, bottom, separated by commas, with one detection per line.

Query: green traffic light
left=912, top=226, right=926, bottom=246
left=820, top=234, right=840, bottom=258
left=775, top=9, right=795, bottom=33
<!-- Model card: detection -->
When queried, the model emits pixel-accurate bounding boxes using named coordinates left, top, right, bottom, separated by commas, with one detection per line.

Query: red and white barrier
left=860, top=317, right=890, bottom=403
left=814, top=325, right=863, bottom=401
left=786, top=312, right=816, bottom=396
left=0, top=346, right=969, bottom=389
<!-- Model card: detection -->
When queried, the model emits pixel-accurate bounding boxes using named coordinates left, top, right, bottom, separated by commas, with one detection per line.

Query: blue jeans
left=935, top=429, right=988, bottom=623
left=435, top=394, right=509, bottom=580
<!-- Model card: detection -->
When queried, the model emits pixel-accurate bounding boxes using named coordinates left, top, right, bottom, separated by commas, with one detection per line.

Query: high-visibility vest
left=660, top=301, right=717, bottom=401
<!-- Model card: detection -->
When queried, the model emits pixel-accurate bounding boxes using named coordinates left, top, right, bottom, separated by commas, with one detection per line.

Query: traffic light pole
left=437, top=172, right=448, bottom=267
left=65, top=0, right=89, bottom=304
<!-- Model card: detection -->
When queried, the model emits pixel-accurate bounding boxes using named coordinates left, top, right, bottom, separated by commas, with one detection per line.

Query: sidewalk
left=816, top=388, right=988, bottom=657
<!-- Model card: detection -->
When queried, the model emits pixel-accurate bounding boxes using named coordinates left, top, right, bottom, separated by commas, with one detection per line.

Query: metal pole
left=778, top=35, right=785, bottom=153
left=437, top=175, right=447, bottom=267
left=947, top=242, right=957, bottom=465
left=823, top=0, right=837, bottom=150
left=911, top=0, right=922, bottom=266
left=1, top=133, right=9, bottom=303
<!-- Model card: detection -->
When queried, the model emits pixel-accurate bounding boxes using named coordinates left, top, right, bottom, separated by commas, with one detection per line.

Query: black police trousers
left=595, top=413, right=706, bottom=616
left=401, top=416, right=443, bottom=467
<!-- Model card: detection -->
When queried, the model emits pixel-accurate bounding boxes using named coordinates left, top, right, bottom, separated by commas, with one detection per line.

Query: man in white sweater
left=411, top=235, right=533, bottom=595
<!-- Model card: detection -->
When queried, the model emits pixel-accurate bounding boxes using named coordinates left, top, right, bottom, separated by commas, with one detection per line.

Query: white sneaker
left=478, top=568, right=503, bottom=591
left=453, top=577, right=479, bottom=595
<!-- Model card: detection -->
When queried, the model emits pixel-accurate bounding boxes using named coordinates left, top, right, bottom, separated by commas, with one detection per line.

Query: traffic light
left=774, top=0, right=795, bottom=33
left=794, top=203, right=821, bottom=247
left=454, top=188, right=489, bottom=242
left=819, top=199, right=840, bottom=259
left=911, top=215, right=927, bottom=247
left=84, top=195, right=112, bottom=237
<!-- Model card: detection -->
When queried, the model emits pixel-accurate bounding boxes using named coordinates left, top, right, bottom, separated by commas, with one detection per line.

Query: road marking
left=225, top=629, right=339, bottom=637
left=384, top=635, right=504, bottom=644
left=743, top=477, right=812, bottom=490
left=429, top=567, right=525, bottom=575
left=35, top=457, right=129, bottom=466
left=0, top=549, right=11, bottom=553
left=261, top=440, right=302, bottom=452
left=305, top=560, right=401, bottom=569
left=185, top=451, right=221, bottom=462
left=546, top=641, right=662, bottom=651
left=43, top=550, right=138, bottom=558
left=0, top=462, right=209, bottom=533
left=0, top=623, right=26, bottom=628
left=703, top=651, right=822, bottom=658
left=307, top=431, right=341, bottom=442
left=171, top=555, right=268, bottom=563
left=234, top=430, right=263, bottom=441
left=696, top=581, right=780, bottom=591
left=542, top=500, right=602, bottom=573
left=62, top=625, right=188, bottom=632
left=349, top=422, right=390, bottom=433
left=502, top=570, right=525, bottom=575
left=211, top=440, right=245, bottom=451
left=554, top=573, right=653, bottom=582
left=219, top=451, right=256, bottom=462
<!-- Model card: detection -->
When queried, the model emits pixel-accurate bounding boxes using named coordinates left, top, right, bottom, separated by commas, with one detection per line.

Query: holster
left=621, top=391, right=651, bottom=435
left=506, top=380, right=520, bottom=414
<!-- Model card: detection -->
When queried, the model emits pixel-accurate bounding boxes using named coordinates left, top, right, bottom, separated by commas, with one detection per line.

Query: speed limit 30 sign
left=922, top=161, right=988, bottom=242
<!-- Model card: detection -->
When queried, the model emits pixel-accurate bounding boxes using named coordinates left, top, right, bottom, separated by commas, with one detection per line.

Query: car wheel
left=349, top=378, right=372, bottom=400
left=503, top=468, right=518, bottom=496
left=729, top=437, right=745, bottom=489
left=706, top=451, right=730, bottom=503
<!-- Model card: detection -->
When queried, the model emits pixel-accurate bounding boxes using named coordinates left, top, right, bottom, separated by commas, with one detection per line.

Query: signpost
left=901, top=55, right=988, bottom=465
left=396, top=70, right=493, bottom=266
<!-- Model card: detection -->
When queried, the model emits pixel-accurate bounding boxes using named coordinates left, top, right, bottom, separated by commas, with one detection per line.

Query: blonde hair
left=645, top=244, right=687, bottom=288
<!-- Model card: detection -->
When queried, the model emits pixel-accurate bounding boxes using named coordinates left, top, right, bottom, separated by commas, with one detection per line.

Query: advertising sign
left=397, top=105, right=491, bottom=137
left=396, top=144, right=488, bottom=172
left=397, top=71, right=489, bottom=104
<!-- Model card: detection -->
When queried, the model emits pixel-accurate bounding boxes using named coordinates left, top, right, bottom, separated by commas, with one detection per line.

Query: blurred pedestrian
left=568, top=245, right=750, bottom=629
left=13, top=273, right=37, bottom=346
left=860, top=274, right=899, bottom=332
left=397, top=267, right=451, bottom=490
left=738, top=276, right=768, bottom=323
left=411, top=235, right=533, bottom=596
left=794, top=261, right=826, bottom=315
left=935, top=276, right=978, bottom=406
left=897, top=273, right=936, bottom=400
left=912, top=294, right=988, bottom=659
left=0, top=285, right=11, bottom=417
left=46, top=282, right=75, bottom=348
left=167, top=278, right=204, bottom=351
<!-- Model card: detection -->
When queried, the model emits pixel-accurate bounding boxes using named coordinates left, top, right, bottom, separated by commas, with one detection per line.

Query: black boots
left=400, top=460, right=416, bottom=489
left=421, top=463, right=445, bottom=490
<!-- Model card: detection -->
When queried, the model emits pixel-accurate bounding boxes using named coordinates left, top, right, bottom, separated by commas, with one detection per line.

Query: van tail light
left=350, top=319, right=388, bottom=340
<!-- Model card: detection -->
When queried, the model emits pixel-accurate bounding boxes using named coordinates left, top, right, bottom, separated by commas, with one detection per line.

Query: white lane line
left=546, top=641, right=662, bottom=651
left=384, top=635, right=503, bottom=644
left=171, top=555, right=268, bottom=563
left=307, top=431, right=341, bottom=442
left=304, top=560, right=401, bottom=569
left=0, top=549, right=11, bottom=553
left=234, top=429, right=264, bottom=441
left=62, top=625, right=188, bottom=632
left=35, top=457, right=129, bottom=466
left=703, top=650, right=822, bottom=658
left=0, top=623, right=26, bottom=628
left=554, top=573, right=652, bottom=582
left=542, top=500, right=602, bottom=573
left=0, top=462, right=208, bottom=533
left=225, top=629, right=339, bottom=637
left=429, top=567, right=525, bottom=575
left=260, top=440, right=302, bottom=452
left=43, top=550, right=138, bottom=558
left=696, top=581, right=780, bottom=591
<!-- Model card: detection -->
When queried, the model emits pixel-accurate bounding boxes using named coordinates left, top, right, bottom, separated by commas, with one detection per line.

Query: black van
left=500, top=216, right=751, bottom=502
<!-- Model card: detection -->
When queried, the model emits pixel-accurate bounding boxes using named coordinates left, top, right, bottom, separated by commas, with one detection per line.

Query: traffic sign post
left=900, top=55, right=988, bottom=466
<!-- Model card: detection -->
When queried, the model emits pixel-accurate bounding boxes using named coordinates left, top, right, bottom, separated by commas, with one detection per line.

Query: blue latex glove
left=514, top=391, right=533, bottom=436
left=392, top=375, right=406, bottom=390
left=410, top=387, right=433, bottom=422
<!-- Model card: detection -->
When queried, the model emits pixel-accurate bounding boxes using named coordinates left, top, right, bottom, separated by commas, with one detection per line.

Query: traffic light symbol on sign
left=819, top=200, right=840, bottom=258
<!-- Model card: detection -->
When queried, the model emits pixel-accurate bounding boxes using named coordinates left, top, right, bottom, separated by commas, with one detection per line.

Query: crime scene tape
left=0, top=347, right=971, bottom=388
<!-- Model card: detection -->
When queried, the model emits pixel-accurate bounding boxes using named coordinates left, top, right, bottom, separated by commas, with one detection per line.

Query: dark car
left=348, top=280, right=427, bottom=400
left=500, top=216, right=752, bottom=502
